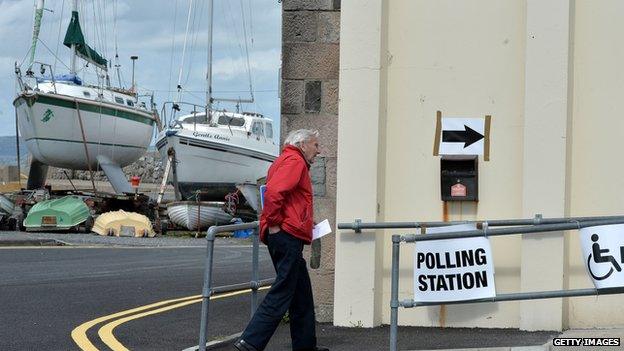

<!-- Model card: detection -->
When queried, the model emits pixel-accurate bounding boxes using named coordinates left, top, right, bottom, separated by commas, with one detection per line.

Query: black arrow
left=442, top=125, right=484, bottom=148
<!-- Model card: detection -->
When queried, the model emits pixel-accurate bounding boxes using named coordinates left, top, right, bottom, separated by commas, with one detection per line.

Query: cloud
left=0, top=1, right=31, bottom=28
left=213, top=48, right=280, bottom=81
left=0, top=56, right=16, bottom=71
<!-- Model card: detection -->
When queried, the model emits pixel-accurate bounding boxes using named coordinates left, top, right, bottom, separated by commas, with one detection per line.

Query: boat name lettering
left=192, top=132, right=230, bottom=142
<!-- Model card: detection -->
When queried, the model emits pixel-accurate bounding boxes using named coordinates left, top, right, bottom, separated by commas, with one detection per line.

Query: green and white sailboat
left=13, top=0, right=159, bottom=193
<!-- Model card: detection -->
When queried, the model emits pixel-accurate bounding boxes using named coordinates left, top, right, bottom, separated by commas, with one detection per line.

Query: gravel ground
left=0, top=231, right=251, bottom=247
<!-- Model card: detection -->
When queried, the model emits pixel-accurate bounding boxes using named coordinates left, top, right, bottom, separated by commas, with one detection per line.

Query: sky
left=0, top=0, right=282, bottom=137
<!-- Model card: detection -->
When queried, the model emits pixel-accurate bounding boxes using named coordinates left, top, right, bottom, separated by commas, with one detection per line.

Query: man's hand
left=269, top=225, right=280, bottom=234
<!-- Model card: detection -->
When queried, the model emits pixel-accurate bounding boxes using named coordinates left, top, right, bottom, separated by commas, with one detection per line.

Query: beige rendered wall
left=382, top=0, right=526, bottom=328
left=520, top=0, right=573, bottom=331
left=336, top=0, right=624, bottom=330
left=566, top=0, right=624, bottom=328
left=335, top=0, right=528, bottom=329
left=334, top=0, right=387, bottom=327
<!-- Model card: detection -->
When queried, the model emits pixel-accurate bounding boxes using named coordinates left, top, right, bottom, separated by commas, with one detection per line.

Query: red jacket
left=260, top=145, right=314, bottom=244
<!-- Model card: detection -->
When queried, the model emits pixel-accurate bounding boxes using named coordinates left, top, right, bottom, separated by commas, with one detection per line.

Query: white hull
left=156, top=126, right=276, bottom=200
left=166, top=201, right=233, bottom=230
left=14, top=91, right=156, bottom=170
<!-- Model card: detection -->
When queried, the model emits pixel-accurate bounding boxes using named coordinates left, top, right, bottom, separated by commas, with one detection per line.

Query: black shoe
left=233, top=339, right=259, bottom=351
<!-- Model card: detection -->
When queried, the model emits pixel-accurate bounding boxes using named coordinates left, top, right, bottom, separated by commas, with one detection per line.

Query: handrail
left=337, top=214, right=624, bottom=233
left=198, top=221, right=275, bottom=351
left=401, top=217, right=624, bottom=242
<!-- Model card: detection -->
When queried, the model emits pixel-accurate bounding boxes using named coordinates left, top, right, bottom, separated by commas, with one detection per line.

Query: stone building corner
left=281, top=0, right=340, bottom=322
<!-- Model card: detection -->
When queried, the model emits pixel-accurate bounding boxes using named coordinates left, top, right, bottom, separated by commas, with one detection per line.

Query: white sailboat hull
left=156, top=128, right=275, bottom=200
left=14, top=92, right=156, bottom=170
left=166, top=201, right=233, bottom=230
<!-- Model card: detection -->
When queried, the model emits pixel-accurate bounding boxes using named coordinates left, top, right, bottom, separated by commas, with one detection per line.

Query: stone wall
left=48, top=151, right=164, bottom=184
left=281, top=0, right=340, bottom=323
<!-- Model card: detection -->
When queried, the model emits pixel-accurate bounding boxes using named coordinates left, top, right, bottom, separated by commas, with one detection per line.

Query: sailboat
left=155, top=0, right=278, bottom=202
left=13, top=0, right=159, bottom=194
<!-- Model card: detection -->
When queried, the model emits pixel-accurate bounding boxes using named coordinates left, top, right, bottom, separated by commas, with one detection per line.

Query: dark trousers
left=241, top=231, right=316, bottom=350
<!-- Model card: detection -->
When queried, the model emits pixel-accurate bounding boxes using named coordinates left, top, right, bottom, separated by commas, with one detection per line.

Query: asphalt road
left=0, top=242, right=274, bottom=351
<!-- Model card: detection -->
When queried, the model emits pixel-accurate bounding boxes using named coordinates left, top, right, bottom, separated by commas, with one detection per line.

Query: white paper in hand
left=313, top=219, right=332, bottom=240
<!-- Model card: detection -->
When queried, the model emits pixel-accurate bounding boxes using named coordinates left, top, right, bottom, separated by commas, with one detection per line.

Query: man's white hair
left=284, top=129, right=319, bottom=147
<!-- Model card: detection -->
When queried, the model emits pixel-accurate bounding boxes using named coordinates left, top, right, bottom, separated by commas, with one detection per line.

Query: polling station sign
left=414, top=224, right=496, bottom=302
left=580, top=224, right=624, bottom=290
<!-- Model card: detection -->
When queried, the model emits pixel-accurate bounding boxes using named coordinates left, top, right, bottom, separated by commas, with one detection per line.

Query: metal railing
left=15, top=61, right=58, bottom=94
left=338, top=214, right=624, bottom=233
left=198, top=221, right=274, bottom=351
left=338, top=215, right=624, bottom=351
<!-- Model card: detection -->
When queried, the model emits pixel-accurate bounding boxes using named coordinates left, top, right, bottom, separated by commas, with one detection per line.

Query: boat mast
left=70, top=0, right=78, bottom=75
left=206, top=0, right=214, bottom=121
left=175, top=0, right=195, bottom=106
left=113, top=0, right=122, bottom=88
left=28, top=0, right=45, bottom=69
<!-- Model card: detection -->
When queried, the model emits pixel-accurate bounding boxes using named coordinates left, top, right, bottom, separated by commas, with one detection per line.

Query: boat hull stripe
left=25, top=137, right=146, bottom=149
left=182, top=137, right=275, bottom=162
left=159, top=136, right=276, bottom=163
left=17, top=94, right=156, bottom=126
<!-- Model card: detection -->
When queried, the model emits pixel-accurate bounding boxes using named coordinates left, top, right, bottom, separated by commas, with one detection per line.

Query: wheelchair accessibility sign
left=580, top=224, right=624, bottom=289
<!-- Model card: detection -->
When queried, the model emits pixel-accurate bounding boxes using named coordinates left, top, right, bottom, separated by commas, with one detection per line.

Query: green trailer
left=24, top=196, right=93, bottom=232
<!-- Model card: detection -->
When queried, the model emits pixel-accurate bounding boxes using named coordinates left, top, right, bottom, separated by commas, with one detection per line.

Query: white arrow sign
left=434, top=111, right=491, bottom=160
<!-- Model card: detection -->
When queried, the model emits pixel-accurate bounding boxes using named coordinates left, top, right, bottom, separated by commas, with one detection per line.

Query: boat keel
left=97, top=155, right=133, bottom=194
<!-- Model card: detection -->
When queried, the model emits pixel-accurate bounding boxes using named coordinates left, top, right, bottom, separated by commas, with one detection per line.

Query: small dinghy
left=93, top=210, right=154, bottom=237
left=23, top=195, right=92, bottom=231
left=166, top=201, right=233, bottom=231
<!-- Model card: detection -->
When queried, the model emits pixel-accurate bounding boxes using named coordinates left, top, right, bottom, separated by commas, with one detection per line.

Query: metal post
left=390, top=235, right=400, bottom=351
left=74, top=100, right=96, bottom=192
left=198, top=228, right=216, bottom=351
left=156, top=154, right=173, bottom=205
left=206, top=0, right=214, bottom=110
left=168, top=147, right=181, bottom=201
left=130, top=55, right=138, bottom=91
left=14, top=110, right=21, bottom=188
left=251, top=228, right=260, bottom=315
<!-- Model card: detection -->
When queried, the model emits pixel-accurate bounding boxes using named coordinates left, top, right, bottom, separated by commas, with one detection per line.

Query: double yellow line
left=72, top=287, right=269, bottom=351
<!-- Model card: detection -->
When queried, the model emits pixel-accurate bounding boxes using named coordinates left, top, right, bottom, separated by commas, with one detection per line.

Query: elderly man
left=235, top=129, right=328, bottom=351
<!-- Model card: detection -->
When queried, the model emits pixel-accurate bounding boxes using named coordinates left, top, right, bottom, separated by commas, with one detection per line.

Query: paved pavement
left=203, top=326, right=624, bottom=350
left=204, top=324, right=560, bottom=351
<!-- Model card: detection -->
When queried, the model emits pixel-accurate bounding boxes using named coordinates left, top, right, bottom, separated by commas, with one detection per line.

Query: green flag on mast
left=63, top=11, right=108, bottom=70
left=28, top=1, right=45, bottom=68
